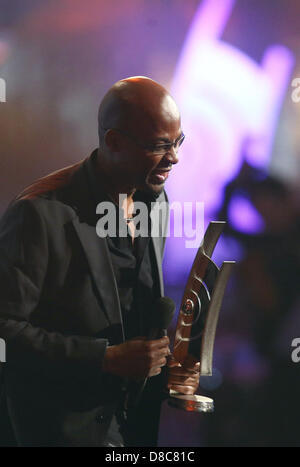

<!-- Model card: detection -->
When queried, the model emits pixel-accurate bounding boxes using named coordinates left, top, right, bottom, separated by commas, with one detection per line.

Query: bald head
left=98, top=76, right=180, bottom=146
left=96, top=77, right=182, bottom=197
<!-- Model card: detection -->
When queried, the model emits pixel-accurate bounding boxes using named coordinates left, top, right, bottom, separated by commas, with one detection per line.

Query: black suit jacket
left=0, top=151, right=169, bottom=446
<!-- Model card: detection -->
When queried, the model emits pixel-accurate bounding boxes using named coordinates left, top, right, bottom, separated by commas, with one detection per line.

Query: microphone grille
left=151, top=296, right=176, bottom=330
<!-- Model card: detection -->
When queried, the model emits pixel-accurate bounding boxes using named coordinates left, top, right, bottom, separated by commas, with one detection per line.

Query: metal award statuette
left=168, top=221, right=235, bottom=413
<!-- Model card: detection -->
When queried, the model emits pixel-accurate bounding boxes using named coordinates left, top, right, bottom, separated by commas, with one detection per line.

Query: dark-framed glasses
left=101, top=126, right=185, bottom=156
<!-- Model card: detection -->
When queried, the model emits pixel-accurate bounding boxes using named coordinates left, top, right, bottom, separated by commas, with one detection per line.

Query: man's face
left=115, top=96, right=182, bottom=196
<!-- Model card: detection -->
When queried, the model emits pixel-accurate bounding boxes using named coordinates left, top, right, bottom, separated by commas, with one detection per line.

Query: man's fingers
left=167, top=355, right=181, bottom=368
left=168, top=366, right=199, bottom=376
left=105, top=337, right=172, bottom=379
left=167, top=357, right=200, bottom=372
left=168, top=355, right=200, bottom=371
left=168, top=374, right=199, bottom=385
left=147, top=336, right=170, bottom=349
left=167, top=355, right=200, bottom=395
left=147, top=344, right=170, bottom=363
left=157, top=356, right=167, bottom=366
left=167, top=384, right=197, bottom=395
left=183, top=355, right=200, bottom=370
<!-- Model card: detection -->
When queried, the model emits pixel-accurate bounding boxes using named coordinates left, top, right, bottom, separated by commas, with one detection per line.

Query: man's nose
left=165, top=146, right=179, bottom=165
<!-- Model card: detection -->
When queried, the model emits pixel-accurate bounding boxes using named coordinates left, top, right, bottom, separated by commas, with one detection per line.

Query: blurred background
left=1, top=0, right=300, bottom=446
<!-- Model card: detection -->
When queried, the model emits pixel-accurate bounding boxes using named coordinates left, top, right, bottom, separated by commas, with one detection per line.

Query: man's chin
left=139, top=180, right=165, bottom=200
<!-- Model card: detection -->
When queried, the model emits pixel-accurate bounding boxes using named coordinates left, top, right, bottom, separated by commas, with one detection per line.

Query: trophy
left=168, top=221, right=235, bottom=413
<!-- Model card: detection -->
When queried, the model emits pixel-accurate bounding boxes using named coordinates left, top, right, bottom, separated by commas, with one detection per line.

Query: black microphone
left=147, top=296, right=176, bottom=340
left=126, top=296, right=176, bottom=409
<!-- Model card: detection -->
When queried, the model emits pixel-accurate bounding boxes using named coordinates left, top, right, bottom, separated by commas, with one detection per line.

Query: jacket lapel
left=71, top=216, right=125, bottom=343
left=150, top=190, right=169, bottom=297
left=151, top=236, right=164, bottom=297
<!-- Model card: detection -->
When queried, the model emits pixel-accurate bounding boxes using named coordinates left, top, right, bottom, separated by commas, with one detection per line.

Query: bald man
left=0, top=77, right=200, bottom=447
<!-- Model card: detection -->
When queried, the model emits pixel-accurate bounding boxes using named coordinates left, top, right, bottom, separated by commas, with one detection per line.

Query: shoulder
left=3, top=159, right=86, bottom=229
left=15, top=159, right=84, bottom=203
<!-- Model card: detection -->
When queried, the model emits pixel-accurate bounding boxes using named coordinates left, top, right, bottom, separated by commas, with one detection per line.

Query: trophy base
left=168, top=392, right=214, bottom=413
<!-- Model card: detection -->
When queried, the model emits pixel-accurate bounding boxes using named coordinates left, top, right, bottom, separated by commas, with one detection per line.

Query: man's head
left=97, top=76, right=182, bottom=197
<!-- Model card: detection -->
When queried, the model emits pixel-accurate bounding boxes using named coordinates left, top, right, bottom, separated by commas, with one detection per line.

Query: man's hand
left=167, top=355, right=200, bottom=395
left=102, top=336, right=170, bottom=380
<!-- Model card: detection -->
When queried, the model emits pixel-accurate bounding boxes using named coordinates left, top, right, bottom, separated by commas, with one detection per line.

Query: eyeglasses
left=102, top=126, right=185, bottom=156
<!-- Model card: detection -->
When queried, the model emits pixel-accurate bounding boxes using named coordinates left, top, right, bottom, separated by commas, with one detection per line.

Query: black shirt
left=107, top=208, right=159, bottom=342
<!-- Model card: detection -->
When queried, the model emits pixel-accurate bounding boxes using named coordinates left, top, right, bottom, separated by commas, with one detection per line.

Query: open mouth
left=149, top=169, right=171, bottom=184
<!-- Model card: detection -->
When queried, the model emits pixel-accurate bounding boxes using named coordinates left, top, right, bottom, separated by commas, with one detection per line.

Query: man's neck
left=95, top=149, right=136, bottom=217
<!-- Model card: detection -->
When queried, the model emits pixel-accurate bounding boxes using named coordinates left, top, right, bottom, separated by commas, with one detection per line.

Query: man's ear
left=104, top=129, right=122, bottom=152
